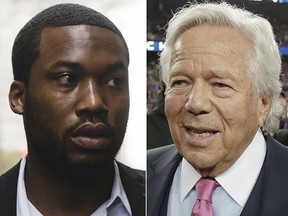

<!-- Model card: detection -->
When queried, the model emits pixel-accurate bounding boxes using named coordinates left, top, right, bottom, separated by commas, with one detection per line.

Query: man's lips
left=70, top=123, right=112, bottom=150
left=183, top=125, right=219, bottom=139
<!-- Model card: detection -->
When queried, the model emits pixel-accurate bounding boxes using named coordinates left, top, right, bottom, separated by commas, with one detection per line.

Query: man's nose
left=75, top=80, right=108, bottom=116
left=184, top=82, right=213, bottom=115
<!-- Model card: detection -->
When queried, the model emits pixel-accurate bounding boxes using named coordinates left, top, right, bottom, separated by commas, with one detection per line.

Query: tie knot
left=195, top=178, right=219, bottom=203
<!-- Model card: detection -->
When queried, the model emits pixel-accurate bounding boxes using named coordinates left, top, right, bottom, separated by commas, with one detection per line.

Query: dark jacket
left=0, top=161, right=145, bottom=216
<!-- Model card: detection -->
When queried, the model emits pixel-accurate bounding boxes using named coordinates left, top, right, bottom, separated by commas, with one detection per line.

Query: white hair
left=160, top=1, right=283, bottom=134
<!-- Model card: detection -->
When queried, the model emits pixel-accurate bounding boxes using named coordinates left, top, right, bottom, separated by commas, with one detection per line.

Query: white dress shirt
left=168, top=128, right=266, bottom=216
left=16, top=156, right=132, bottom=216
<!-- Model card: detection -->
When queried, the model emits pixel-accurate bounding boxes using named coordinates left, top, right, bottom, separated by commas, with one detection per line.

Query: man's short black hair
left=12, top=3, right=129, bottom=84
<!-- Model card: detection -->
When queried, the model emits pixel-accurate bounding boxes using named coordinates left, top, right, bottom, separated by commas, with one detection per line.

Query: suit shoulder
left=266, top=134, right=288, bottom=161
left=273, top=129, right=288, bottom=146
left=267, top=134, right=288, bottom=151
left=117, top=162, right=145, bottom=183
left=0, top=162, right=20, bottom=189
left=0, top=162, right=20, bottom=215
left=148, top=144, right=177, bottom=161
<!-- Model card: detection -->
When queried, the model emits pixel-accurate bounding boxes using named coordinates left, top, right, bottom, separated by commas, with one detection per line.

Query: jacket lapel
left=241, top=135, right=288, bottom=215
left=117, top=162, right=145, bottom=216
left=0, top=162, right=21, bottom=216
left=147, top=145, right=182, bottom=216
left=239, top=165, right=264, bottom=216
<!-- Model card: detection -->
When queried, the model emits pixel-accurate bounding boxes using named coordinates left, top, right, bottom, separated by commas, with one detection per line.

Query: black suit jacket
left=0, top=161, right=145, bottom=216
left=147, top=135, right=288, bottom=216
left=273, top=129, right=288, bottom=146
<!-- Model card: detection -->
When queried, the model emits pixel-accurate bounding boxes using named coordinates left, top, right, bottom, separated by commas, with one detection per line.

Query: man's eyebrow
left=49, top=60, right=127, bottom=75
left=50, top=60, right=82, bottom=70
left=104, top=61, right=127, bottom=73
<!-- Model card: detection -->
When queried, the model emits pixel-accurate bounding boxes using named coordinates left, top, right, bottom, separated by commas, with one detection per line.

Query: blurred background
left=0, top=0, right=146, bottom=174
left=147, top=0, right=288, bottom=148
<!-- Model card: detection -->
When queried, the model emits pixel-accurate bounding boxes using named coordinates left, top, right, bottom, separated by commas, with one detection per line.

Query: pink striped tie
left=192, top=178, right=219, bottom=216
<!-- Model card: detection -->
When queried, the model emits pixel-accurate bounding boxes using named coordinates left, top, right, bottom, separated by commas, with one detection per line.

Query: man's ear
left=258, top=94, right=271, bottom=127
left=9, top=80, right=26, bottom=115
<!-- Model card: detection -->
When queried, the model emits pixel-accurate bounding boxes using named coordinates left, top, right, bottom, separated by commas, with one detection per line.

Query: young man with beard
left=0, top=3, right=145, bottom=216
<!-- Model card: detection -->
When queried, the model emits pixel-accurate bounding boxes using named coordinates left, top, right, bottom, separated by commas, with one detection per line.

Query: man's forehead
left=40, top=24, right=118, bottom=38
left=39, top=25, right=125, bottom=52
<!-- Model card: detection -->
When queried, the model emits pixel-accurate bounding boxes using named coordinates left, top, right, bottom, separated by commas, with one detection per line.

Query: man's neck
left=24, top=155, right=115, bottom=216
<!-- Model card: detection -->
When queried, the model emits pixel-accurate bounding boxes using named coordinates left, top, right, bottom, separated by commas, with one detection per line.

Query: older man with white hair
left=148, top=2, right=288, bottom=216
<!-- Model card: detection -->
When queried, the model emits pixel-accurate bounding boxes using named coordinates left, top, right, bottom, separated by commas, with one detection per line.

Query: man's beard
left=22, top=97, right=125, bottom=183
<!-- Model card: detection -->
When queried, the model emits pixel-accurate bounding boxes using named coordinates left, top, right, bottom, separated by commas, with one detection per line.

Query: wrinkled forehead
left=169, top=25, right=252, bottom=74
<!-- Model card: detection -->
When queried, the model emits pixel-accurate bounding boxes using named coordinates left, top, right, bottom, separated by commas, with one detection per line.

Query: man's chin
left=54, top=157, right=115, bottom=183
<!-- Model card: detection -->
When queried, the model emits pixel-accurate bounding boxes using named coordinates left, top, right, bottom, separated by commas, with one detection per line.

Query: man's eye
left=171, top=80, right=189, bottom=88
left=57, top=73, right=78, bottom=85
left=213, top=82, right=230, bottom=89
left=107, top=77, right=125, bottom=88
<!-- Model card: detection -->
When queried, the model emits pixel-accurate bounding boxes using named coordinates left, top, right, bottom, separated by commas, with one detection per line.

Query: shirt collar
left=180, top=128, right=266, bottom=206
left=106, top=161, right=131, bottom=215
left=17, top=156, right=131, bottom=215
